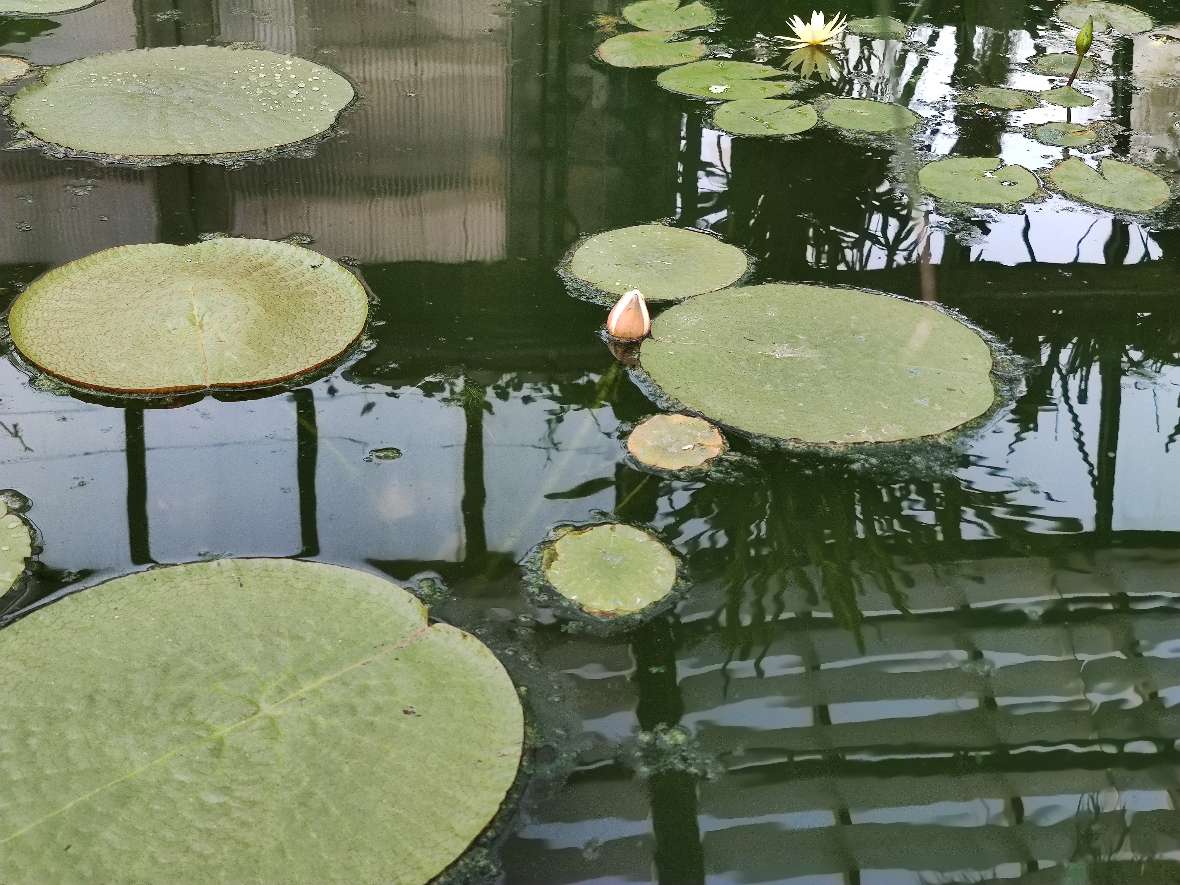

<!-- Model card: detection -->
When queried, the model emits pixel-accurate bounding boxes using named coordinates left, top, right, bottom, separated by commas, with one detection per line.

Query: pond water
left=2, top=0, right=1180, bottom=882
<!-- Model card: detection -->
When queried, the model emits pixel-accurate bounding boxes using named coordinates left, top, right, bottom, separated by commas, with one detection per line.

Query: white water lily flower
left=781, top=10, right=848, bottom=48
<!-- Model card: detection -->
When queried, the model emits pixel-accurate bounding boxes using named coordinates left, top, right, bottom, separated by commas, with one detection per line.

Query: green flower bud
left=1076, top=15, right=1094, bottom=57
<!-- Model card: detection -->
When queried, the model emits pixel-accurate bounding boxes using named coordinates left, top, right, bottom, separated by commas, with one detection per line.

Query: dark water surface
left=2, top=0, right=1180, bottom=881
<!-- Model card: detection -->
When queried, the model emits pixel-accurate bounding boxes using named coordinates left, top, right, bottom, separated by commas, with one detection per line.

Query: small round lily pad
left=6, top=46, right=353, bottom=159
left=622, top=0, right=715, bottom=31
left=0, top=0, right=97, bottom=13
left=847, top=15, right=908, bottom=40
left=627, top=414, right=727, bottom=470
left=9, top=238, right=369, bottom=395
left=1057, top=1, right=1153, bottom=34
left=1031, top=52, right=1096, bottom=78
left=1032, top=120, right=1103, bottom=147
left=919, top=156, right=1040, bottom=206
left=965, top=87, right=1040, bottom=110
left=564, top=224, right=749, bottom=302
left=821, top=97, right=919, bottom=133
left=595, top=30, right=707, bottom=67
left=1040, top=85, right=1096, bottom=107
left=1048, top=157, right=1170, bottom=212
left=0, top=559, right=523, bottom=883
left=640, top=283, right=996, bottom=444
left=0, top=56, right=31, bottom=85
left=542, top=524, right=678, bottom=616
left=657, top=60, right=799, bottom=100
left=0, top=501, right=32, bottom=594
left=713, top=98, right=818, bottom=137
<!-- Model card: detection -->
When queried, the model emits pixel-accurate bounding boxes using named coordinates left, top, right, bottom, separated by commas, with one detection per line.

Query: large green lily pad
left=564, top=224, right=749, bottom=302
left=0, top=0, right=97, bottom=14
left=0, top=56, right=31, bottom=84
left=542, top=524, right=678, bottom=616
left=627, top=413, right=727, bottom=470
left=1032, top=120, right=1104, bottom=147
left=713, top=98, right=818, bottom=137
left=595, top=30, right=707, bottom=67
left=622, top=0, right=715, bottom=31
left=0, top=559, right=523, bottom=883
left=1056, top=1, right=1153, bottom=34
left=6, top=46, right=353, bottom=159
left=1040, top=85, right=1095, bottom=107
left=847, top=15, right=908, bottom=39
left=919, top=156, right=1040, bottom=206
left=1048, top=157, right=1170, bottom=212
left=1031, top=52, right=1096, bottom=77
left=820, top=97, right=919, bottom=133
left=965, top=86, right=1040, bottom=110
left=656, top=60, right=799, bottom=100
left=640, top=283, right=996, bottom=444
left=0, top=501, right=32, bottom=594
left=9, top=238, right=369, bottom=395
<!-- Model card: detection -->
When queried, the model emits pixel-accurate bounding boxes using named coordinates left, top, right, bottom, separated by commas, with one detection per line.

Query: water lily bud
left=606, top=289, right=651, bottom=341
left=1076, top=15, right=1094, bottom=57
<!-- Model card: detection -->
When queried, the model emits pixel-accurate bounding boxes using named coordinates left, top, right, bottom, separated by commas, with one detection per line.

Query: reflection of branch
left=0, top=421, right=32, bottom=453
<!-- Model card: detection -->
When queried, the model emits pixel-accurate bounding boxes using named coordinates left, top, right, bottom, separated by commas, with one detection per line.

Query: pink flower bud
left=605, top=289, right=651, bottom=341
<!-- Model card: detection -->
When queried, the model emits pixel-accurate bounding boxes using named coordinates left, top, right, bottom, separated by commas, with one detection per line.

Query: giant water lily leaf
left=596, top=30, right=707, bottom=67
left=627, top=413, right=726, bottom=471
left=9, top=238, right=368, bottom=395
left=640, top=283, right=996, bottom=444
left=6, top=46, right=353, bottom=158
left=0, top=55, right=31, bottom=84
left=713, top=98, right=818, bottom=137
left=1057, top=0, right=1153, bottom=34
left=847, top=15, right=908, bottom=39
left=657, top=60, right=799, bottom=100
left=1033, top=120, right=1103, bottom=147
left=0, top=501, right=32, bottom=594
left=0, top=559, right=523, bottom=883
left=965, top=86, right=1040, bottom=110
left=919, top=156, right=1040, bottom=206
left=0, top=0, right=97, bottom=14
left=821, top=97, right=919, bottom=133
left=543, top=524, right=678, bottom=616
left=622, top=0, right=715, bottom=31
left=564, top=224, right=749, bottom=302
left=1040, top=85, right=1095, bottom=107
left=1031, top=52, right=1096, bottom=77
left=1048, top=157, right=1170, bottom=212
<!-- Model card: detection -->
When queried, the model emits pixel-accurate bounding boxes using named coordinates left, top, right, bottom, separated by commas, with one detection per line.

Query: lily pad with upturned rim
left=595, top=30, right=707, bottom=67
left=1056, top=0, right=1153, bottom=34
left=964, top=87, right=1040, bottom=110
left=6, top=46, right=354, bottom=160
left=656, top=60, right=800, bottom=100
left=622, top=0, right=715, bottom=32
left=0, top=0, right=98, bottom=14
left=1048, top=157, right=1170, bottom=212
left=1031, top=52, right=1096, bottom=77
left=0, top=55, right=31, bottom=84
left=639, top=283, right=997, bottom=445
left=9, top=238, right=369, bottom=395
left=563, top=224, right=750, bottom=303
left=820, top=97, right=919, bottom=133
left=918, top=156, right=1040, bottom=206
left=847, top=15, right=908, bottom=40
left=0, top=501, right=32, bottom=595
left=1040, top=85, right=1096, bottom=107
left=0, top=558, right=523, bottom=884
left=1032, top=120, right=1104, bottom=147
left=541, top=524, right=678, bottom=617
left=712, top=98, right=818, bottom=137
left=627, top=414, right=727, bottom=471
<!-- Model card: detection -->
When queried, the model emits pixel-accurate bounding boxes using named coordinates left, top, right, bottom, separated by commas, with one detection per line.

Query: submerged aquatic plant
left=606, top=289, right=652, bottom=340
left=780, top=10, right=848, bottom=48
left=1067, top=16, right=1095, bottom=88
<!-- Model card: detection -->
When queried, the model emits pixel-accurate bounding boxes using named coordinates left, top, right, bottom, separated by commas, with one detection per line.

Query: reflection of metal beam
left=292, top=389, right=320, bottom=558
left=461, top=384, right=488, bottom=564
left=124, top=408, right=153, bottom=565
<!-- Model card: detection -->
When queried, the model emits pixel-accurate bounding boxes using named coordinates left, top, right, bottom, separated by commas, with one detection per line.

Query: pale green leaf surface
left=565, top=224, right=749, bottom=302
left=543, top=524, right=677, bottom=615
left=7, top=46, right=353, bottom=158
left=656, top=60, right=799, bottom=100
left=847, top=16, right=908, bottom=39
left=9, top=238, right=369, bottom=395
left=965, top=87, right=1040, bottom=110
left=919, top=156, right=1040, bottom=205
left=640, top=283, right=996, bottom=444
left=821, top=97, right=919, bottom=133
left=595, top=30, right=707, bottom=67
left=0, top=502, right=32, bottom=592
left=1049, top=157, right=1170, bottom=212
left=1040, top=85, right=1095, bottom=107
left=1057, top=0, right=1153, bottom=33
left=713, top=98, right=818, bottom=137
left=1031, top=52, right=1096, bottom=77
left=627, top=413, right=726, bottom=470
left=0, top=0, right=96, bottom=14
left=0, top=559, right=523, bottom=884
left=622, top=0, right=715, bottom=31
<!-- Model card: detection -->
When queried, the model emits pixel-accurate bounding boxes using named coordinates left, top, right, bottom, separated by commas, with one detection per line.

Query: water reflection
left=1, top=0, right=1179, bottom=881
